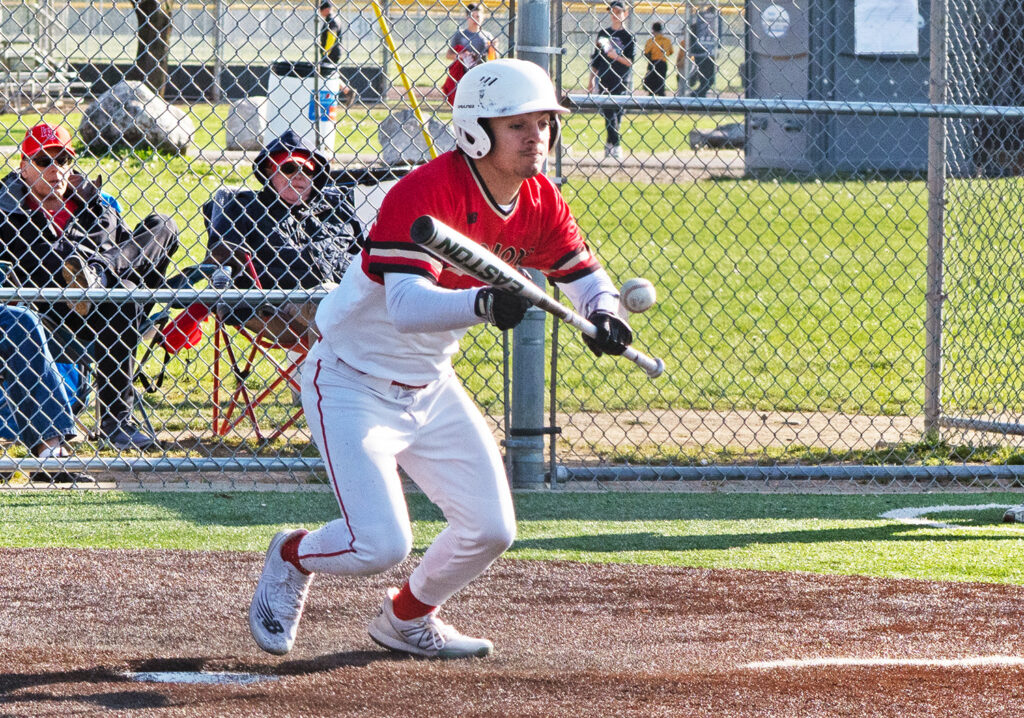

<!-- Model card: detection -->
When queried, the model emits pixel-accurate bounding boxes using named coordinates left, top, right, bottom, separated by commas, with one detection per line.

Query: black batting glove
left=583, top=310, right=632, bottom=356
left=475, top=287, right=531, bottom=331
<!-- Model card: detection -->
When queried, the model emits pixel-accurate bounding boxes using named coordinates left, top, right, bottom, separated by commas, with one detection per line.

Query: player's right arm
left=385, top=273, right=528, bottom=332
left=366, top=165, right=528, bottom=334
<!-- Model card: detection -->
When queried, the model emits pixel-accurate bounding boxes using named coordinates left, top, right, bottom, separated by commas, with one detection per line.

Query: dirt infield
left=2, top=548, right=1024, bottom=717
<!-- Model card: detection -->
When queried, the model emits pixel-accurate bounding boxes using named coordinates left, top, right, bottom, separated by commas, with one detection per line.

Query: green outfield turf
left=2, top=491, right=1023, bottom=585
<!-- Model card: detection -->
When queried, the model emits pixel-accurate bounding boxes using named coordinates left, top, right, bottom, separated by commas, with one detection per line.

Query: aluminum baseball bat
left=409, top=215, right=666, bottom=379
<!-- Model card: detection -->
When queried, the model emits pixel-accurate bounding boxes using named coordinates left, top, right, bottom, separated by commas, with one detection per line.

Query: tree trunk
left=128, top=0, right=173, bottom=96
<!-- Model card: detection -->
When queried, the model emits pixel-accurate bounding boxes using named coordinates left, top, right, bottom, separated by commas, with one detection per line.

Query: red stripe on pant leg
left=303, top=358, right=357, bottom=560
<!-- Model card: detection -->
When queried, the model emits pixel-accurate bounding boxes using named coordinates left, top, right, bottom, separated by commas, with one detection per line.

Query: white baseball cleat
left=367, top=587, right=493, bottom=659
left=249, top=529, right=313, bottom=656
left=1004, top=505, right=1024, bottom=523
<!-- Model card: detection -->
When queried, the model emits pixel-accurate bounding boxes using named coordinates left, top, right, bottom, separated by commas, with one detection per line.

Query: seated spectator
left=0, top=122, right=179, bottom=450
left=0, top=304, right=93, bottom=484
left=204, top=130, right=361, bottom=346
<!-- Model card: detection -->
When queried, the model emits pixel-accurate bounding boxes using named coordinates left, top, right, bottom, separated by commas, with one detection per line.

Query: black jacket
left=320, top=12, right=343, bottom=64
left=590, top=27, right=635, bottom=93
left=0, top=170, right=127, bottom=291
left=205, top=130, right=361, bottom=290
left=0, top=170, right=129, bottom=345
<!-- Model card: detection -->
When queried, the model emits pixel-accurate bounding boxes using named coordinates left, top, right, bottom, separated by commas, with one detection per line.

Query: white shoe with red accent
left=367, top=587, right=493, bottom=659
left=249, top=529, right=313, bottom=655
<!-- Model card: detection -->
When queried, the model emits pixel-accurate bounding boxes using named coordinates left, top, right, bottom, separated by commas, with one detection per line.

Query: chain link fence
left=0, top=0, right=1021, bottom=489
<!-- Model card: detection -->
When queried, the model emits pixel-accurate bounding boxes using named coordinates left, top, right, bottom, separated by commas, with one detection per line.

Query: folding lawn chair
left=201, top=164, right=411, bottom=442
left=135, top=263, right=225, bottom=393
left=208, top=256, right=313, bottom=442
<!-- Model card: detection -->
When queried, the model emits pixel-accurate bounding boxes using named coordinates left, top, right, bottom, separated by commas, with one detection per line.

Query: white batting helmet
left=452, top=58, right=569, bottom=159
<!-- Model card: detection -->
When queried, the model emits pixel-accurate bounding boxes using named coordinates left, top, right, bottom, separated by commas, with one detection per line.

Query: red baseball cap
left=266, top=150, right=315, bottom=172
left=21, top=122, right=75, bottom=158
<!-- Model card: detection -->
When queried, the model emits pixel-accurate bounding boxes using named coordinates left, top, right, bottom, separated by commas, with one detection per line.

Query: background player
left=248, top=59, right=635, bottom=659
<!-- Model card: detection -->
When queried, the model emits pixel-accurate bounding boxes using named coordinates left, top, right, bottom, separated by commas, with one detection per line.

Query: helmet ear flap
left=454, top=118, right=492, bottom=158
left=549, top=113, right=561, bottom=150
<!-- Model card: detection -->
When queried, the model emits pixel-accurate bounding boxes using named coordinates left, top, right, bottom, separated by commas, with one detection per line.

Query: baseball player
left=249, top=59, right=634, bottom=659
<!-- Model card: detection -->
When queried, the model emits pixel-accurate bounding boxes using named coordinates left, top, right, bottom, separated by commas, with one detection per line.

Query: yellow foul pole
left=370, top=0, right=438, bottom=160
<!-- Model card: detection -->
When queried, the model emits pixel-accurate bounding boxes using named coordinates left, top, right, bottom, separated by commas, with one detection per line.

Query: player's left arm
left=558, top=269, right=632, bottom=357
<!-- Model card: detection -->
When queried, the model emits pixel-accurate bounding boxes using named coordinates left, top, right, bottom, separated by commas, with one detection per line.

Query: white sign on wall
left=854, top=0, right=919, bottom=55
left=761, top=4, right=791, bottom=39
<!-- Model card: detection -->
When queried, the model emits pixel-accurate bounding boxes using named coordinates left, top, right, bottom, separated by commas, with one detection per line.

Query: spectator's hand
left=209, top=242, right=252, bottom=276
left=67, top=173, right=102, bottom=205
left=582, top=310, right=632, bottom=357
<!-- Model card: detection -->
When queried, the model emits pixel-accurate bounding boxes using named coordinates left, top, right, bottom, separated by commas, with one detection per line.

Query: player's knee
left=7, top=304, right=36, bottom=328
left=4, top=305, right=46, bottom=344
left=468, top=517, right=516, bottom=558
left=352, top=534, right=412, bottom=575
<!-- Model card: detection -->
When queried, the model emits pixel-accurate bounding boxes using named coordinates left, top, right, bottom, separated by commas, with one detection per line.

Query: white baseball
left=619, top=278, right=657, bottom=313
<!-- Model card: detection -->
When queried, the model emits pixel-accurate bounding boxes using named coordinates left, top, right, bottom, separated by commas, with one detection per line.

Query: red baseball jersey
left=316, top=151, right=601, bottom=384
left=363, top=151, right=601, bottom=287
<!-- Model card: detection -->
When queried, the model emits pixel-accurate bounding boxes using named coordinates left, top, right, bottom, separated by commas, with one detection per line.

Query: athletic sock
left=34, top=444, right=68, bottom=459
left=280, top=529, right=311, bottom=575
left=391, top=581, right=436, bottom=621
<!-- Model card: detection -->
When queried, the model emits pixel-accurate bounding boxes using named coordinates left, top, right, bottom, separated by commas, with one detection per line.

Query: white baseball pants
left=295, top=340, right=516, bottom=607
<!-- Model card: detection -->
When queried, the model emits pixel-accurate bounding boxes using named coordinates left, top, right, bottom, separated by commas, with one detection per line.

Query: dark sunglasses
left=30, top=152, right=74, bottom=168
left=276, top=161, right=315, bottom=177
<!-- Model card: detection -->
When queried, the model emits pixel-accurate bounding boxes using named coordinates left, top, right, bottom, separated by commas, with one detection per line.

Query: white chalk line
left=124, top=671, right=279, bottom=685
left=744, top=655, right=1024, bottom=669
left=879, top=503, right=1018, bottom=529
left=740, top=505, right=1024, bottom=672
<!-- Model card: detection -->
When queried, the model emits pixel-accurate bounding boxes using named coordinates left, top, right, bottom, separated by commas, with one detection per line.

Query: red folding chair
left=211, top=255, right=311, bottom=442
left=134, top=263, right=223, bottom=438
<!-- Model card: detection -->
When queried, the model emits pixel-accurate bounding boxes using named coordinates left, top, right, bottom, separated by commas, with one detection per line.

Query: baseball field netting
left=0, top=0, right=1021, bottom=488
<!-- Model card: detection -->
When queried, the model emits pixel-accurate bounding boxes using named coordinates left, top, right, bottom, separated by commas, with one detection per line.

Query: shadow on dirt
left=512, top=519, right=1023, bottom=553
left=0, top=667, right=170, bottom=710
left=130, top=651, right=403, bottom=677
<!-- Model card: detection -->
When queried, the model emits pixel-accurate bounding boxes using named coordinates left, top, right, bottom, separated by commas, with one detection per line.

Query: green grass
left=558, top=177, right=930, bottom=416
left=3, top=491, right=1024, bottom=585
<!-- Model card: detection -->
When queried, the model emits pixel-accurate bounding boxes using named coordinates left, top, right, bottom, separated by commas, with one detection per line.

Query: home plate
left=124, top=671, right=278, bottom=685
left=743, top=655, right=1024, bottom=669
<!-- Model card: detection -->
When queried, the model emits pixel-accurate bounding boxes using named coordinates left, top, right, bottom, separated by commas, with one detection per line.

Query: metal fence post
left=924, top=0, right=947, bottom=437
left=210, top=0, right=224, bottom=103
left=508, top=0, right=551, bottom=487
left=38, top=0, right=55, bottom=60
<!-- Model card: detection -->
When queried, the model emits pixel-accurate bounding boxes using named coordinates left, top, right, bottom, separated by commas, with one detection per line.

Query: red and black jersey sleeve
left=363, top=161, right=450, bottom=283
